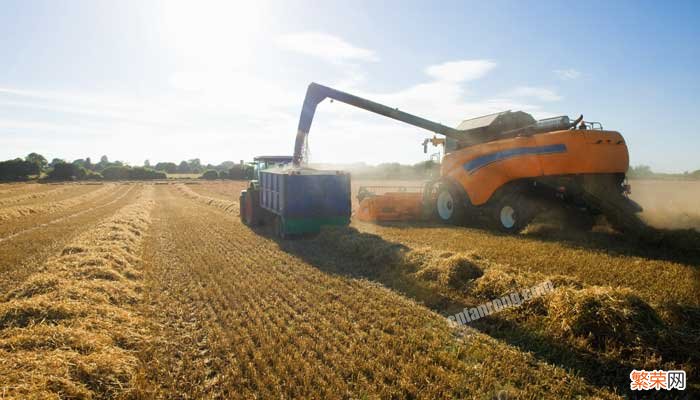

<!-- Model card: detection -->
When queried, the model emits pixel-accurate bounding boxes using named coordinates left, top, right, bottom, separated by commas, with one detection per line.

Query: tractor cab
left=240, top=156, right=293, bottom=226
left=251, top=156, right=293, bottom=183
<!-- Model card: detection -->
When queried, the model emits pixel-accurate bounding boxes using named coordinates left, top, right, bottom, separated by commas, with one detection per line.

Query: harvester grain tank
left=293, top=82, right=646, bottom=233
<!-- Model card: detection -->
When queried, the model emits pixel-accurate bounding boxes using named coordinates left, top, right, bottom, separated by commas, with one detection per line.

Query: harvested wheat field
left=0, top=180, right=697, bottom=399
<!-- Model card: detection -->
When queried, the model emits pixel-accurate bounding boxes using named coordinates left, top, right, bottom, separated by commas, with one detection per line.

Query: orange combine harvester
left=293, top=83, right=645, bottom=234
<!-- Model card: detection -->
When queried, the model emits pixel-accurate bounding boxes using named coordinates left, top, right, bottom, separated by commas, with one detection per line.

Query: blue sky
left=1, top=0, right=698, bottom=172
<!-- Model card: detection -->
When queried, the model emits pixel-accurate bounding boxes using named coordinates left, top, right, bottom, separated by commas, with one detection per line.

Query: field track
left=0, top=184, right=115, bottom=224
left=185, top=180, right=247, bottom=201
left=0, top=184, right=82, bottom=207
left=0, top=185, right=154, bottom=398
left=0, top=183, right=63, bottom=200
left=134, top=184, right=618, bottom=399
left=0, top=184, right=139, bottom=293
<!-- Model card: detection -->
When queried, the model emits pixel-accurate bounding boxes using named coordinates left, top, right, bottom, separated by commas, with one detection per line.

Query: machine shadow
left=269, top=227, right=471, bottom=314
left=523, top=224, right=700, bottom=268
left=269, top=226, right=652, bottom=394
left=360, top=218, right=700, bottom=268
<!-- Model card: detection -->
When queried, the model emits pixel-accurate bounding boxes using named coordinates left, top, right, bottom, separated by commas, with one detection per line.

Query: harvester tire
left=603, top=206, right=649, bottom=236
left=435, top=184, right=464, bottom=225
left=492, top=194, right=534, bottom=234
left=562, top=208, right=597, bottom=232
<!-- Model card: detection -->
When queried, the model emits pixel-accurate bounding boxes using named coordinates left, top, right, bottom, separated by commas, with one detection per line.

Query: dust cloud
left=631, top=180, right=700, bottom=231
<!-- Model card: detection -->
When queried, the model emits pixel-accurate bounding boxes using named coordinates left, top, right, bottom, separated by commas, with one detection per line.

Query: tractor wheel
left=242, top=189, right=261, bottom=226
left=239, top=192, right=248, bottom=225
left=491, top=194, right=535, bottom=234
left=435, top=184, right=464, bottom=225
left=274, top=215, right=287, bottom=239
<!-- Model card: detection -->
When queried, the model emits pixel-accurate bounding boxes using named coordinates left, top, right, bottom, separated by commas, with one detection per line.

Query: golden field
left=0, top=179, right=697, bottom=399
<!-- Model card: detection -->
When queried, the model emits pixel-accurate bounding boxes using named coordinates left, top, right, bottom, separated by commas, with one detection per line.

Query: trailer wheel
left=436, top=184, right=464, bottom=224
left=492, top=194, right=534, bottom=234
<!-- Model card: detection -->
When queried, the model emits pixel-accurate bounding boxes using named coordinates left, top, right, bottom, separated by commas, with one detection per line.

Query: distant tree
left=49, top=158, right=64, bottom=168
left=628, top=165, right=653, bottom=179
left=178, top=161, right=191, bottom=173
left=85, top=157, right=93, bottom=170
left=101, top=166, right=131, bottom=180
left=129, top=167, right=166, bottom=180
left=377, top=162, right=402, bottom=179
left=48, top=162, right=84, bottom=181
left=155, top=162, right=178, bottom=174
left=25, top=153, right=48, bottom=171
left=97, top=155, right=110, bottom=170
left=200, top=170, right=219, bottom=180
left=85, top=170, right=102, bottom=180
left=228, top=164, right=253, bottom=180
left=144, top=159, right=151, bottom=168
left=0, top=158, right=40, bottom=181
left=413, top=160, right=439, bottom=178
left=188, top=158, right=202, bottom=173
left=72, top=159, right=86, bottom=168
left=217, top=161, right=235, bottom=171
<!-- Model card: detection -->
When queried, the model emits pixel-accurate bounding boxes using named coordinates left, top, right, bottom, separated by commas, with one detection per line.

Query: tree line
left=627, top=165, right=700, bottom=180
left=0, top=153, right=254, bottom=182
left=3, top=153, right=697, bottom=182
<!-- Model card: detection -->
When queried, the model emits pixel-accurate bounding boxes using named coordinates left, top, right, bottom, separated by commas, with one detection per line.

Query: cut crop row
left=135, top=185, right=618, bottom=399
left=0, top=184, right=115, bottom=223
left=0, top=184, right=154, bottom=399
left=0, top=184, right=79, bottom=207
left=174, top=183, right=239, bottom=215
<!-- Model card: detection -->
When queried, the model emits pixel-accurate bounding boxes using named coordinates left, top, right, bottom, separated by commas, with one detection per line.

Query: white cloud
left=0, top=79, right=301, bottom=164
left=504, top=86, right=562, bottom=102
left=554, top=69, right=581, bottom=80
left=276, top=32, right=378, bottom=64
left=425, top=60, right=497, bottom=82
left=0, top=55, right=564, bottom=166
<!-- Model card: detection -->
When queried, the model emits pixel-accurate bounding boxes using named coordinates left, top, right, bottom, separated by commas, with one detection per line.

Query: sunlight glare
left=158, top=0, right=265, bottom=89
